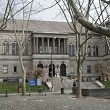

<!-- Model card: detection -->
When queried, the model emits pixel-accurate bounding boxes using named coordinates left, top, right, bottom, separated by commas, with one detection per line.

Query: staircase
left=53, top=77, right=62, bottom=91
left=52, top=77, right=72, bottom=93
left=81, top=82, right=100, bottom=89
left=48, top=77, right=102, bottom=93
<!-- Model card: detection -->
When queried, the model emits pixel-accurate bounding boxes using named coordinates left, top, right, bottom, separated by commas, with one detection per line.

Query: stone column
left=58, top=38, right=60, bottom=54
left=33, top=38, right=36, bottom=54
left=47, top=38, right=49, bottom=53
left=42, top=38, right=44, bottom=53
left=91, top=44, right=93, bottom=56
left=65, top=39, right=67, bottom=54
left=63, top=39, right=66, bottom=54
left=36, top=37, right=38, bottom=54
left=53, top=38, right=55, bottom=54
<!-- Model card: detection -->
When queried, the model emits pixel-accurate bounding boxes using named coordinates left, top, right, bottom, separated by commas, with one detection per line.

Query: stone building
left=0, top=20, right=109, bottom=82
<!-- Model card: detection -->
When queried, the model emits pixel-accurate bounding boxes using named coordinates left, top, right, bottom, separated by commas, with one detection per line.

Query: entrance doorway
left=49, top=63, right=55, bottom=77
left=60, top=63, right=66, bottom=76
left=37, top=63, right=43, bottom=69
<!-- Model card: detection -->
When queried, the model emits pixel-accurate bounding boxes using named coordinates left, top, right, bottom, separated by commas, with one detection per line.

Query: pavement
left=0, top=91, right=110, bottom=110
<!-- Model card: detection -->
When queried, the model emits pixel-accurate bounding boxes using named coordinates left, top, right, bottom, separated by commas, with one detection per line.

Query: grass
left=101, top=81, right=110, bottom=88
left=0, top=82, right=45, bottom=93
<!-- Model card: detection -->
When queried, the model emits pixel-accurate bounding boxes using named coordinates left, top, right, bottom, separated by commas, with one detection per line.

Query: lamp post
left=51, top=47, right=53, bottom=92
left=50, top=37, right=56, bottom=92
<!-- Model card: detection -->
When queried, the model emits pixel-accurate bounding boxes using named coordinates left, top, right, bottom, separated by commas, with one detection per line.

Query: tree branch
left=101, top=0, right=110, bottom=5
left=68, top=0, right=110, bottom=37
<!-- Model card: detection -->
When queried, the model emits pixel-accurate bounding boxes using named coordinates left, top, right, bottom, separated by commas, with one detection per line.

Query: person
left=60, top=76, right=63, bottom=83
left=73, top=80, right=76, bottom=87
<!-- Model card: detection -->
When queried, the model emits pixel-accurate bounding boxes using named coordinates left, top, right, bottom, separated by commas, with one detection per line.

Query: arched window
left=49, top=63, right=55, bottom=77
left=93, top=45, right=98, bottom=56
left=37, top=63, right=43, bottom=69
left=105, top=44, right=110, bottom=55
left=2, top=41, right=9, bottom=55
left=69, top=43, right=74, bottom=56
left=60, top=63, right=66, bottom=76
left=12, top=41, right=19, bottom=55
left=23, top=44, right=28, bottom=55
left=87, top=45, right=91, bottom=56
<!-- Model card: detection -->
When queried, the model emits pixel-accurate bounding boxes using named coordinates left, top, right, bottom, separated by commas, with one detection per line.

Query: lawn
left=101, top=81, right=110, bottom=88
left=0, top=82, right=44, bottom=93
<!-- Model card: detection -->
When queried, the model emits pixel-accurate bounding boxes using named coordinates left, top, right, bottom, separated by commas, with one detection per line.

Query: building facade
left=0, top=20, right=109, bottom=82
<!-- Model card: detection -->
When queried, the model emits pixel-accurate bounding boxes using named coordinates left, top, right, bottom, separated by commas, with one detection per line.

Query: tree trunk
left=19, top=54, right=26, bottom=96
left=76, top=63, right=82, bottom=98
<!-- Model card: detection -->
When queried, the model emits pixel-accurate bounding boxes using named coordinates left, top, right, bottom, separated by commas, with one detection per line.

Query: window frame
left=2, top=41, right=9, bottom=55
left=13, top=66, right=17, bottom=73
left=87, top=66, right=91, bottom=73
left=12, top=41, right=19, bottom=55
left=2, top=65, right=8, bottom=73
left=69, top=43, right=75, bottom=56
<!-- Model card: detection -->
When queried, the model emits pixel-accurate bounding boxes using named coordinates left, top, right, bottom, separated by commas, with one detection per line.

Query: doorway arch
left=37, top=63, right=43, bottom=69
left=60, top=63, right=66, bottom=76
left=49, top=63, right=55, bottom=77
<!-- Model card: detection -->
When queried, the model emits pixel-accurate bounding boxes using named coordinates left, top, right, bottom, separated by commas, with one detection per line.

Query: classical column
left=42, top=38, right=44, bottom=53
left=47, top=38, right=49, bottom=53
left=33, top=38, right=36, bottom=54
left=53, top=38, right=55, bottom=54
left=58, top=38, right=60, bottom=54
left=65, top=39, right=67, bottom=54
left=64, top=39, right=67, bottom=54
left=36, top=37, right=38, bottom=54
left=91, top=44, right=93, bottom=56
left=64, top=39, right=66, bottom=54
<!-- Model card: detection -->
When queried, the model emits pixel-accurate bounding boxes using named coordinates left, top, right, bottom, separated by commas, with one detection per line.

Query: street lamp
left=51, top=47, right=53, bottom=92
left=51, top=37, right=56, bottom=92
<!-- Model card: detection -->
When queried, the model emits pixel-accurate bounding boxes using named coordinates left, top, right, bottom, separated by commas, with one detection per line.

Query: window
left=45, top=47, right=48, bottom=53
left=93, top=45, right=98, bottom=56
left=87, top=66, right=91, bottom=73
left=87, top=45, right=91, bottom=56
left=81, top=47, right=83, bottom=56
left=12, top=41, right=19, bottom=55
left=2, top=41, right=9, bottom=55
left=39, top=46, right=42, bottom=53
left=23, top=44, right=28, bottom=55
left=105, top=44, right=110, bottom=55
left=69, top=43, right=74, bottom=56
left=2, top=65, right=8, bottom=73
left=14, top=66, right=17, bottom=72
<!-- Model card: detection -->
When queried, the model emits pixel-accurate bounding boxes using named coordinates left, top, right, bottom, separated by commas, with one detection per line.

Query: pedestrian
left=60, top=76, right=63, bottom=83
left=73, top=80, right=76, bottom=87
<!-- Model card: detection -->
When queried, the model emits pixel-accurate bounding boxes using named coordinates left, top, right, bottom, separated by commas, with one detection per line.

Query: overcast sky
left=29, top=0, right=68, bottom=22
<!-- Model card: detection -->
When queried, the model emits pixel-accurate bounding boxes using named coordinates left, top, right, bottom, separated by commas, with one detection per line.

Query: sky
left=0, top=0, right=68, bottom=22
left=29, top=0, right=68, bottom=22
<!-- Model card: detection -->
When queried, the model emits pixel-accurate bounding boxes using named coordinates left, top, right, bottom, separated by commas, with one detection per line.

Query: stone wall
left=72, top=87, right=110, bottom=97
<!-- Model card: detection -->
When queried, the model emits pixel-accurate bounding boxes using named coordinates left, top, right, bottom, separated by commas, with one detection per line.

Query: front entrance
left=60, top=63, right=66, bottom=76
left=49, top=63, right=55, bottom=77
left=37, top=63, right=43, bottom=69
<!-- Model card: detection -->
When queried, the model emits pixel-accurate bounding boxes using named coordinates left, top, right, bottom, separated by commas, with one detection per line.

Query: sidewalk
left=0, top=91, right=110, bottom=110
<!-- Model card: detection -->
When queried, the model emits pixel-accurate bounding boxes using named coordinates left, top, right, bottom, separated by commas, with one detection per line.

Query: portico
left=32, top=37, right=68, bottom=55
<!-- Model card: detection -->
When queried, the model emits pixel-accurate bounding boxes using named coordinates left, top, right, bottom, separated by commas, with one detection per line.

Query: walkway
left=0, top=92, right=110, bottom=110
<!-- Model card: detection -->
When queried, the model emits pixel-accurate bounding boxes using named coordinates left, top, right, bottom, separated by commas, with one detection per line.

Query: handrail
left=82, top=81, right=89, bottom=89
left=62, top=78, right=72, bottom=89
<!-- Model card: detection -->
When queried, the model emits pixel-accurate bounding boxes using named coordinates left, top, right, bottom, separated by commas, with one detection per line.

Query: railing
left=62, top=78, right=72, bottom=90
left=82, top=81, right=89, bottom=89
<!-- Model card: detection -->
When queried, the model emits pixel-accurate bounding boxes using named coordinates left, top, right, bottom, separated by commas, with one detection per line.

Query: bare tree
left=9, top=0, right=35, bottom=96
left=65, top=0, right=110, bottom=37
left=54, top=0, right=110, bottom=98
left=101, top=0, right=110, bottom=5
left=55, top=0, right=94, bottom=98
left=0, top=0, right=35, bottom=30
